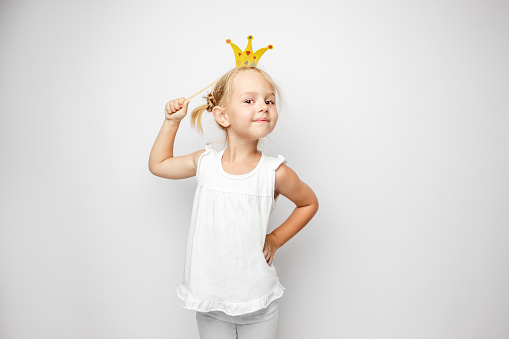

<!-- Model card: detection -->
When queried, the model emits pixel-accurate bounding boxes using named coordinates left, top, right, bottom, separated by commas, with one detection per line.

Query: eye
left=265, top=100, right=275, bottom=105
left=244, top=99, right=253, bottom=104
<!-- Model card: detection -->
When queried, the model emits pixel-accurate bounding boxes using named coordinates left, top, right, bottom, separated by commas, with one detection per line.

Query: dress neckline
left=218, top=149, right=265, bottom=179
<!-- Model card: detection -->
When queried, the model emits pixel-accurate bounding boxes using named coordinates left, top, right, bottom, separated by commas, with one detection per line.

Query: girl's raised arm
left=148, top=97, right=205, bottom=179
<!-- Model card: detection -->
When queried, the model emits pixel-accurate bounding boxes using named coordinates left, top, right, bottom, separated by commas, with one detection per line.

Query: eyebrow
left=240, top=91, right=276, bottom=97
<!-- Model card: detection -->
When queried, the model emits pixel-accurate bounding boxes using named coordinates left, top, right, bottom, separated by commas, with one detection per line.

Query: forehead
left=231, top=71, right=274, bottom=95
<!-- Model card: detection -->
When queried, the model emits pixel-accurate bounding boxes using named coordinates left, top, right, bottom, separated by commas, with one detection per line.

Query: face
left=221, top=71, right=278, bottom=141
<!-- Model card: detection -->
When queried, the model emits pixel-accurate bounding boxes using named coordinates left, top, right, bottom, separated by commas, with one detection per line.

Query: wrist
left=268, top=232, right=282, bottom=249
left=164, top=119, right=181, bottom=127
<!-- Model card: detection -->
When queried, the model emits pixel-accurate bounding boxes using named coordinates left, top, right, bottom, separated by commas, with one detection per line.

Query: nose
left=258, top=102, right=268, bottom=112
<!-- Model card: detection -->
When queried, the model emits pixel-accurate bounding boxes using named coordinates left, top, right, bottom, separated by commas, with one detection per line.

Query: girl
left=148, top=66, right=318, bottom=339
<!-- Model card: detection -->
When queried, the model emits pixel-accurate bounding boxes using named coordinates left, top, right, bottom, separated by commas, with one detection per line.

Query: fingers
left=171, top=100, right=180, bottom=113
left=265, top=250, right=273, bottom=265
left=182, top=99, right=190, bottom=112
left=165, top=100, right=175, bottom=114
left=166, top=97, right=186, bottom=113
left=263, top=244, right=274, bottom=266
left=164, top=97, right=190, bottom=122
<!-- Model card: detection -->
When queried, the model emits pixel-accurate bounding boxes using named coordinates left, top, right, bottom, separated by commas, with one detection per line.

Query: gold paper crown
left=226, top=35, right=273, bottom=68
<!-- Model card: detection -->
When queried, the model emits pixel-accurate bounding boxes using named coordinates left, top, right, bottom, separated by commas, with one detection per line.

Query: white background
left=1, top=0, right=508, bottom=338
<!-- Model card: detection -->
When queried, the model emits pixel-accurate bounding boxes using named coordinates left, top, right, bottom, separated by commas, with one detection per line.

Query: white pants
left=195, top=308, right=279, bottom=339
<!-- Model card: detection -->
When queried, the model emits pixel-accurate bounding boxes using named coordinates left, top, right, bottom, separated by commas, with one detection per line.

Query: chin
left=246, top=126, right=275, bottom=140
left=257, top=131, right=273, bottom=139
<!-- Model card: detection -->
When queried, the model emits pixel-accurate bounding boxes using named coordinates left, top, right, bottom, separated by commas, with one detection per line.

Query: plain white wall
left=1, top=0, right=508, bottom=338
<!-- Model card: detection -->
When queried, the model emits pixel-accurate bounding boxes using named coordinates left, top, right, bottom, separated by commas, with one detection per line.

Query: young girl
left=149, top=66, right=318, bottom=339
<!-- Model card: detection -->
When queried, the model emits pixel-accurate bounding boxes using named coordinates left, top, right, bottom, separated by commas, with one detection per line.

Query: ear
left=212, top=106, right=230, bottom=128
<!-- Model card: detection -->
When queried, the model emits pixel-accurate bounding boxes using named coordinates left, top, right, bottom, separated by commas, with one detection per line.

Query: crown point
left=227, top=35, right=272, bottom=68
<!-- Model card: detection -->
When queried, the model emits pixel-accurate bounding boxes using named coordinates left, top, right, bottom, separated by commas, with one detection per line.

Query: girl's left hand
left=263, top=233, right=280, bottom=266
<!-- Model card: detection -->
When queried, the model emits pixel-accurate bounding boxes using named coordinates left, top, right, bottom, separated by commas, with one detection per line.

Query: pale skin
left=148, top=71, right=318, bottom=266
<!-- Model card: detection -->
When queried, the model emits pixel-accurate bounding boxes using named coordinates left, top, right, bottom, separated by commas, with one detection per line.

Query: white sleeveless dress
left=177, top=145, right=286, bottom=317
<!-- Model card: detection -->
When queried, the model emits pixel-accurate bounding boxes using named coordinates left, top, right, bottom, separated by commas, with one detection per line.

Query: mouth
left=254, top=119, right=269, bottom=123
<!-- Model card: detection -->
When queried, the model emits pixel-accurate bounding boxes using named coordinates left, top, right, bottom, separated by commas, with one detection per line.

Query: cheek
left=229, top=113, right=251, bottom=130
left=272, top=112, right=279, bottom=125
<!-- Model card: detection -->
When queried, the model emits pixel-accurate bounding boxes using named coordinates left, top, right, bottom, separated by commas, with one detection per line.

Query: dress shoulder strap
left=196, top=144, right=218, bottom=184
left=264, top=154, right=287, bottom=172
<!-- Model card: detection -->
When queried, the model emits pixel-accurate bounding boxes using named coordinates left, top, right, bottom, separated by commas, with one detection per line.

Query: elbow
left=148, top=161, right=160, bottom=176
left=301, top=195, right=319, bottom=218
left=313, top=196, right=319, bottom=215
left=308, top=190, right=319, bottom=216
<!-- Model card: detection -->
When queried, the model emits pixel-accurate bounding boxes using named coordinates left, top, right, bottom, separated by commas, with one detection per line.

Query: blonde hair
left=191, top=67, right=283, bottom=133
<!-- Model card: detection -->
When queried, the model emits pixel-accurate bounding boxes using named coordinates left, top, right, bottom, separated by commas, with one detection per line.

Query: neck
left=223, top=136, right=260, bottom=162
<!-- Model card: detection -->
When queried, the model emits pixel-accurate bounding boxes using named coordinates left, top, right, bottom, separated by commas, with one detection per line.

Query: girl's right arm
left=148, top=97, right=205, bottom=179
